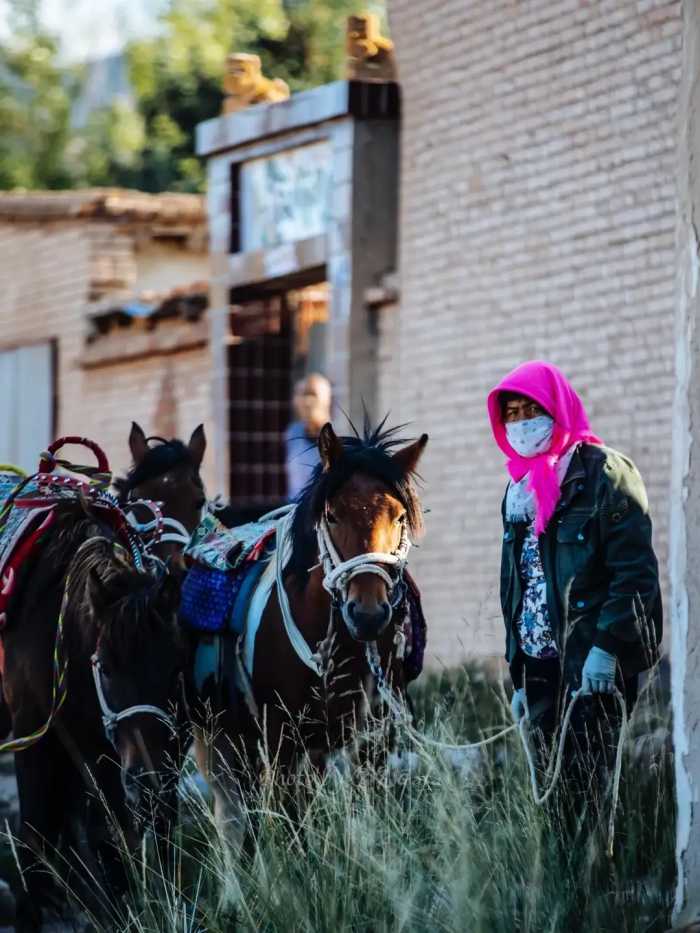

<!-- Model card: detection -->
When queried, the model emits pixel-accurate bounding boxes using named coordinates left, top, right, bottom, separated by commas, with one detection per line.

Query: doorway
left=227, top=280, right=329, bottom=517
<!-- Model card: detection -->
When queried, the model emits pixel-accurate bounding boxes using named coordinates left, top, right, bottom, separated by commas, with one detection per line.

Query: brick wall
left=0, top=220, right=217, bottom=494
left=386, top=0, right=682, bottom=664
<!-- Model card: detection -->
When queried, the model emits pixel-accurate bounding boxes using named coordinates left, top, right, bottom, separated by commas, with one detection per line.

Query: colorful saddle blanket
left=181, top=512, right=277, bottom=634
left=0, top=473, right=56, bottom=626
left=180, top=557, right=271, bottom=635
left=185, top=511, right=276, bottom=573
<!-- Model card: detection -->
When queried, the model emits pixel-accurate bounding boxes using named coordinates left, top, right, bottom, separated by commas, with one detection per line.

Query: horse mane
left=288, top=416, right=423, bottom=585
left=114, top=437, right=202, bottom=502
left=41, top=502, right=179, bottom=663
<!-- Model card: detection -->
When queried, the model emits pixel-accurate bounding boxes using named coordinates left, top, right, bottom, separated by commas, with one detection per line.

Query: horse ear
left=391, top=434, right=429, bottom=477
left=318, top=422, right=343, bottom=472
left=188, top=424, right=206, bottom=469
left=129, top=422, right=149, bottom=465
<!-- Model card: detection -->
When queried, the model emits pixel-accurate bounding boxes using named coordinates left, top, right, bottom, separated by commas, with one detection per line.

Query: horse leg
left=13, top=737, right=67, bottom=933
left=82, top=760, right=138, bottom=919
left=193, top=731, right=247, bottom=909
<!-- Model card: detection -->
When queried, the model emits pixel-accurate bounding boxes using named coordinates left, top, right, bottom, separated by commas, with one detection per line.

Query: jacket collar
left=556, top=445, right=586, bottom=512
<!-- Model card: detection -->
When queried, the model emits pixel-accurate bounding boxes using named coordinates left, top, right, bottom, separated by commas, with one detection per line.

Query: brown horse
left=194, top=420, right=428, bottom=856
left=3, top=501, right=185, bottom=933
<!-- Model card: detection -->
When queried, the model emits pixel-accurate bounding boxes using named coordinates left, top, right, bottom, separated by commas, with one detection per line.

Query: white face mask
left=505, top=415, right=554, bottom=458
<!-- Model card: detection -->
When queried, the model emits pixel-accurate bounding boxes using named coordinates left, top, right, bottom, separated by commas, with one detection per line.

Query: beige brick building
left=0, top=190, right=216, bottom=490
left=386, top=0, right=682, bottom=663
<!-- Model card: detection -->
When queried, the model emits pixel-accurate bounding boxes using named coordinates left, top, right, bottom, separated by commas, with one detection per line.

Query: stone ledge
left=196, top=80, right=400, bottom=157
left=80, top=317, right=208, bottom=369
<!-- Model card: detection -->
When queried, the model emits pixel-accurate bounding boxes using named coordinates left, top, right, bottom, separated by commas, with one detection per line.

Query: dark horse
left=116, top=421, right=207, bottom=564
left=2, top=423, right=207, bottom=932
left=3, top=502, right=184, bottom=932
left=193, top=420, right=428, bottom=860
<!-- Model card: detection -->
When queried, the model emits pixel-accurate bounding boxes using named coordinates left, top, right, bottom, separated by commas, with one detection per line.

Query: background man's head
left=293, top=373, right=332, bottom=434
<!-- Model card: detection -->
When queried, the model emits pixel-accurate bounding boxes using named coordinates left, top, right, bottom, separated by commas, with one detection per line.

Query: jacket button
left=577, top=483, right=584, bottom=491
left=576, top=600, right=585, bottom=609
left=577, top=533, right=584, bottom=541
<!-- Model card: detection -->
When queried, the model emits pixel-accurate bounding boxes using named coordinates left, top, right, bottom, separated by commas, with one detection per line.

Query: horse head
left=116, top=423, right=207, bottom=563
left=293, top=420, right=428, bottom=643
left=82, top=541, right=186, bottom=814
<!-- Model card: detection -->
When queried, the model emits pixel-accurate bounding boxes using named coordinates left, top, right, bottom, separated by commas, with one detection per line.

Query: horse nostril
left=346, top=600, right=357, bottom=621
left=381, top=602, right=391, bottom=622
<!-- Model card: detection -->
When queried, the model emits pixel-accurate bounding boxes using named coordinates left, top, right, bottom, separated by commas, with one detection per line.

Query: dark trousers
left=514, top=650, right=637, bottom=837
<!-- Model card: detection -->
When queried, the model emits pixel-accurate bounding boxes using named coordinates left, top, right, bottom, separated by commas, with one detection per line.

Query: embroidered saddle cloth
left=185, top=511, right=276, bottom=573
left=0, top=473, right=56, bottom=625
left=181, top=513, right=277, bottom=634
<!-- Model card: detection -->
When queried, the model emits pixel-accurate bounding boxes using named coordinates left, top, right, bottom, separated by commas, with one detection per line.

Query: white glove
left=510, top=687, right=528, bottom=723
left=581, top=646, right=617, bottom=695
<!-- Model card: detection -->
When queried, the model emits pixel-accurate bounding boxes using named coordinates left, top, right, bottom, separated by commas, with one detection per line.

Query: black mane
left=114, top=438, right=200, bottom=502
left=46, top=503, right=178, bottom=661
left=289, top=418, right=423, bottom=584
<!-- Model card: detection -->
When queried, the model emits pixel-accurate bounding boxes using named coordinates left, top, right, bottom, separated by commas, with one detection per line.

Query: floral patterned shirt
left=516, top=523, right=559, bottom=659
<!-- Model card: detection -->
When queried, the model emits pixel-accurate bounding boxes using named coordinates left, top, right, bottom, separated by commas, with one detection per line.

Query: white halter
left=259, top=505, right=411, bottom=677
left=125, top=501, right=192, bottom=549
left=316, top=513, right=410, bottom=607
left=91, top=653, right=178, bottom=749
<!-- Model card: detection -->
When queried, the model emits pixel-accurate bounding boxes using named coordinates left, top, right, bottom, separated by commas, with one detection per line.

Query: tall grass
left=6, top=664, right=675, bottom=932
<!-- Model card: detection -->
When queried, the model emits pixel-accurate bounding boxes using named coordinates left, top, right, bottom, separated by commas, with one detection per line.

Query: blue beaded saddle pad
left=180, top=558, right=270, bottom=635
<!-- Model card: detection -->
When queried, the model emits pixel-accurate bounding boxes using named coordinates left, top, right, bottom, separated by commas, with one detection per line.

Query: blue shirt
left=285, top=422, right=321, bottom=501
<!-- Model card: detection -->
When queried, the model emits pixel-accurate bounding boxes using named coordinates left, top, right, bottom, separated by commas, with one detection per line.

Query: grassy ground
left=4, top=664, right=677, bottom=932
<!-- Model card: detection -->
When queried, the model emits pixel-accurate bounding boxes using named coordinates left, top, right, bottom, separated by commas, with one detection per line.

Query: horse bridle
left=124, top=498, right=192, bottom=551
left=90, top=653, right=179, bottom=750
left=267, top=505, right=411, bottom=682
left=315, top=512, right=410, bottom=611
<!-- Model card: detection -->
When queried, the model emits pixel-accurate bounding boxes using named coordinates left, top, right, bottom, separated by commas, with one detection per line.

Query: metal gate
left=227, top=294, right=292, bottom=512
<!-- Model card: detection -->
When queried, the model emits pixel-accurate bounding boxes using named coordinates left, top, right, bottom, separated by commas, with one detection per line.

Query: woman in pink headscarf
left=488, top=361, right=661, bottom=801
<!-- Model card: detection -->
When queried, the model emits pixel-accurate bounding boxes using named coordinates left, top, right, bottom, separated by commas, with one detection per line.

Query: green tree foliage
left=0, top=0, right=76, bottom=188
left=0, top=0, right=386, bottom=193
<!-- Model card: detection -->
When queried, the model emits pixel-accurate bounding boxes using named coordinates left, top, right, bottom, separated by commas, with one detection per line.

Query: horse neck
left=287, top=565, right=332, bottom=644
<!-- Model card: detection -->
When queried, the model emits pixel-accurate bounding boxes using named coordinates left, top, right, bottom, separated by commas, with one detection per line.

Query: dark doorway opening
left=226, top=273, right=329, bottom=522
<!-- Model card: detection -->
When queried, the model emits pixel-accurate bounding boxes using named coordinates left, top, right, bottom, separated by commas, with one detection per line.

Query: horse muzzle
left=342, top=599, right=392, bottom=641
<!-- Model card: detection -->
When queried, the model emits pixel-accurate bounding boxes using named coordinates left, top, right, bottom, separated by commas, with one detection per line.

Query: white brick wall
left=386, top=0, right=681, bottom=664
left=0, top=220, right=217, bottom=495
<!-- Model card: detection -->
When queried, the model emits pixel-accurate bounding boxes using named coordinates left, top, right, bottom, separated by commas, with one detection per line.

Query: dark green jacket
left=500, top=444, right=662, bottom=686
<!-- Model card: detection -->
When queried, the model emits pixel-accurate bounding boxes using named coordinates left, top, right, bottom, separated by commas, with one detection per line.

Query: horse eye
left=326, top=511, right=338, bottom=525
left=396, top=513, right=407, bottom=525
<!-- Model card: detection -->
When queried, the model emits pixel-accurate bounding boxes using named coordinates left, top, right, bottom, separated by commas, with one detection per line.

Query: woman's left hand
left=581, top=646, right=617, bottom=694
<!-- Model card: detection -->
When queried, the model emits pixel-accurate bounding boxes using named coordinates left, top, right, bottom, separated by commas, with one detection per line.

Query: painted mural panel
left=239, top=141, right=332, bottom=252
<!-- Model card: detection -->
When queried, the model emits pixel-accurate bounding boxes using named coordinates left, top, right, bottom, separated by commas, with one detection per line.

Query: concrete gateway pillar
left=672, top=1, right=700, bottom=923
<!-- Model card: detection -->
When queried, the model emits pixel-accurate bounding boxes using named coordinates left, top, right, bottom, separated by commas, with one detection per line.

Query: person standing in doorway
left=487, top=360, right=662, bottom=813
left=285, top=373, right=332, bottom=501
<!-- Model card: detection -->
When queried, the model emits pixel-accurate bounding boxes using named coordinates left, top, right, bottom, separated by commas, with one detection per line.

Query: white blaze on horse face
left=328, top=475, right=405, bottom=639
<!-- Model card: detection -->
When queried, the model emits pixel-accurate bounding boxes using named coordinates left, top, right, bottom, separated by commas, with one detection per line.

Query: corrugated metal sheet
left=0, top=344, right=53, bottom=473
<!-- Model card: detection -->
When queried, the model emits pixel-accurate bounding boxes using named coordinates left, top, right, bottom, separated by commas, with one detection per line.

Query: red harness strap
left=0, top=510, right=56, bottom=671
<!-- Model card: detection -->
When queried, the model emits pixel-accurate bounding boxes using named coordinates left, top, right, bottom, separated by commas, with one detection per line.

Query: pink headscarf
left=487, top=361, right=603, bottom=535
